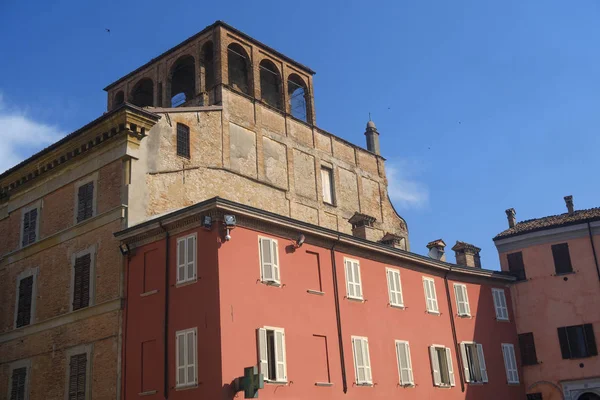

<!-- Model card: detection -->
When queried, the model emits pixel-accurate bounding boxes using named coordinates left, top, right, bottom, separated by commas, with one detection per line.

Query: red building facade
left=117, top=198, right=525, bottom=400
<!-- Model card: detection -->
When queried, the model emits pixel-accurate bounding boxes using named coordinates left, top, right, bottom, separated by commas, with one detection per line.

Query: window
left=423, top=277, right=439, bottom=313
left=259, top=59, right=282, bottom=109
left=321, top=167, right=334, bottom=205
left=344, top=258, right=363, bottom=300
left=492, top=288, right=509, bottom=321
left=15, top=269, right=37, bottom=329
left=386, top=268, right=404, bottom=307
left=176, top=123, right=190, bottom=158
left=501, top=343, right=519, bottom=384
left=460, top=342, right=488, bottom=383
left=228, top=43, right=251, bottom=95
left=76, top=181, right=94, bottom=223
left=258, top=327, right=287, bottom=382
left=21, top=207, right=38, bottom=247
left=519, top=332, right=538, bottom=366
left=72, top=253, right=92, bottom=311
left=454, top=284, right=471, bottom=317
left=288, top=73, right=310, bottom=123
left=68, top=353, right=88, bottom=400
left=176, top=234, right=197, bottom=284
left=259, top=237, right=280, bottom=285
left=202, top=42, right=215, bottom=91
left=527, top=394, right=543, bottom=400
left=552, top=243, right=573, bottom=274
left=170, top=55, right=196, bottom=107
left=352, top=336, right=372, bottom=385
left=429, top=345, right=455, bottom=387
left=557, top=324, right=598, bottom=359
left=9, top=361, right=30, bottom=400
left=507, top=252, right=526, bottom=281
left=395, top=340, right=414, bottom=386
left=176, top=328, right=197, bottom=388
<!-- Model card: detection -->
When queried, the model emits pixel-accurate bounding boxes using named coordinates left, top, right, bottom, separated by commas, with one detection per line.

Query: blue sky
left=1, top=0, right=599, bottom=269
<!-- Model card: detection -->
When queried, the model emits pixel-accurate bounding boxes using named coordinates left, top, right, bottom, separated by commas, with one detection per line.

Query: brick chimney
left=426, top=239, right=447, bottom=262
left=505, top=208, right=516, bottom=228
left=380, top=232, right=407, bottom=250
left=564, top=195, right=574, bottom=215
left=452, top=241, right=481, bottom=268
left=364, top=120, right=380, bottom=155
left=348, top=212, right=378, bottom=241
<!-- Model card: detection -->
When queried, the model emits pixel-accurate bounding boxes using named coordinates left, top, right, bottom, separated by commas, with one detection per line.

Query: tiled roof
left=494, top=208, right=600, bottom=240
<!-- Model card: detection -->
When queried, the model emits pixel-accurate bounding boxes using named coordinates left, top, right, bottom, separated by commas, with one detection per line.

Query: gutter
left=159, top=222, right=170, bottom=398
left=587, top=222, right=600, bottom=282
left=329, top=235, right=347, bottom=393
left=444, top=267, right=464, bottom=392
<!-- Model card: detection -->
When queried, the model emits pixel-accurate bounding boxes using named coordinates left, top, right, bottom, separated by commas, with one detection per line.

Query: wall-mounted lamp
left=202, top=215, right=213, bottom=230
left=223, top=214, right=237, bottom=241
left=119, top=243, right=130, bottom=256
left=295, top=234, right=305, bottom=248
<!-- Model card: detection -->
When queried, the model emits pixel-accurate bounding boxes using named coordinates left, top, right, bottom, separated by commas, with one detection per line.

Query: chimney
left=348, top=212, right=378, bottom=241
left=451, top=241, right=482, bottom=268
left=564, top=195, right=574, bottom=215
left=505, top=208, right=516, bottom=228
left=364, top=120, right=380, bottom=155
left=380, top=232, right=407, bottom=251
left=427, top=239, right=447, bottom=262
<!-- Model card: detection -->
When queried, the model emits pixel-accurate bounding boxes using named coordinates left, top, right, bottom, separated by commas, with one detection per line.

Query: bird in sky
left=105, top=28, right=111, bottom=33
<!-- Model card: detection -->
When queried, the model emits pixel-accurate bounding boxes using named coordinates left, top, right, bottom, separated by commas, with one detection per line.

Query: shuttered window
left=345, top=259, right=363, bottom=300
left=423, top=277, right=439, bottom=313
left=176, top=123, right=190, bottom=158
left=557, top=324, right=598, bottom=359
left=321, top=167, right=334, bottom=205
left=501, top=343, right=519, bottom=384
left=176, top=328, right=197, bottom=387
left=257, top=327, right=287, bottom=382
left=395, top=340, right=414, bottom=386
left=518, top=332, right=538, bottom=366
left=454, top=284, right=471, bottom=317
left=76, top=182, right=94, bottom=223
left=259, top=237, right=280, bottom=285
left=10, top=367, right=27, bottom=400
left=72, top=254, right=91, bottom=311
left=16, top=276, right=33, bottom=328
left=68, top=353, right=87, bottom=400
left=429, top=345, right=455, bottom=387
left=21, top=208, right=38, bottom=247
left=176, top=234, right=197, bottom=284
left=492, top=288, right=509, bottom=321
left=352, top=336, right=372, bottom=385
left=507, top=252, right=526, bottom=281
left=551, top=243, right=573, bottom=274
left=460, top=342, right=488, bottom=383
left=386, top=268, right=404, bottom=307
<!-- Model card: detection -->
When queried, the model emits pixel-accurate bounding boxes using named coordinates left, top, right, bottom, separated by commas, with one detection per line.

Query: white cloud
left=386, top=160, right=429, bottom=209
left=0, top=92, right=65, bottom=174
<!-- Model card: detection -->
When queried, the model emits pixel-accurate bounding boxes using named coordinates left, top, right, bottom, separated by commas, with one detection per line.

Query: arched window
left=202, top=41, right=215, bottom=91
left=288, top=74, right=309, bottom=123
left=113, top=91, right=125, bottom=109
left=228, top=43, right=250, bottom=95
left=259, top=59, right=282, bottom=109
left=170, top=55, right=196, bottom=107
left=131, top=78, right=154, bottom=108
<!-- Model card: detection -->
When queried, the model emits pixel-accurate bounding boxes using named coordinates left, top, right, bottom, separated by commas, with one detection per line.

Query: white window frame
left=395, top=340, right=414, bottom=387
left=73, top=173, right=98, bottom=225
left=492, top=288, right=509, bottom=321
left=69, top=245, right=97, bottom=311
left=351, top=336, right=373, bottom=385
left=176, top=233, right=197, bottom=285
left=429, top=345, right=455, bottom=387
left=176, top=328, right=198, bottom=388
left=321, top=167, right=334, bottom=205
left=7, top=358, right=32, bottom=400
left=20, top=200, right=41, bottom=248
left=257, top=326, right=287, bottom=383
left=344, top=258, right=363, bottom=300
left=386, top=268, right=404, bottom=308
left=454, top=283, right=471, bottom=317
left=460, top=341, right=488, bottom=384
left=14, top=267, right=39, bottom=329
left=423, top=277, right=439, bottom=314
left=64, top=344, right=93, bottom=400
left=501, top=343, right=519, bottom=384
left=258, top=237, right=280, bottom=285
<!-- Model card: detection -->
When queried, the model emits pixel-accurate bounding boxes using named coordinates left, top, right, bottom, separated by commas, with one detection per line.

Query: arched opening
left=202, top=41, right=215, bottom=91
left=288, top=74, right=310, bottom=123
left=170, top=55, right=196, bottom=107
left=259, top=59, right=282, bottom=109
left=113, top=91, right=125, bottom=109
left=579, top=393, right=600, bottom=400
left=228, top=43, right=251, bottom=95
left=130, top=78, right=154, bottom=108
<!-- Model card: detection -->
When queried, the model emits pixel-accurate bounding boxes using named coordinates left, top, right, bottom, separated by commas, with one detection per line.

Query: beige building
left=0, top=20, right=407, bottom=399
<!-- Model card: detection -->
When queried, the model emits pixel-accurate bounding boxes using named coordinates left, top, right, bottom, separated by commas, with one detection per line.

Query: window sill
left=457, top=314, right=472, bottom=319
left=355, top=382, right=373, bottom=387
left=426, top=310, right=441, bottom=316
left=554, top=271, right=575, bottom=276
left=261, top=280, right=281, bottom=287
left=496, top=318, right=510, bottom=323
left=467, top=381, right=486, bottom=385
left=390, top=304, right=405, bottom=309
left=265, top=380, right=288, bottom=385
left=175, top=279, right=197, bottom=288
left=315, top=382, right=333, bottom=387
left=140, top=289, right=159, bottom=297
left=175, top=384, right=198, bottom=391
left=399, top=383, right=415, bottom=388
left=346, top=297, right=365, bottom=303
left=323, top=201, right=336, bottom=208
left=307, top=289, right=325, bottom=296
left=434, top=384, right=453, bottom=389
left=138, top=390, right=158, bottom=396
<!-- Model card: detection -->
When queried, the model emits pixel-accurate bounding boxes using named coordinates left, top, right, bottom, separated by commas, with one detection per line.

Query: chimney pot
left=451, top=241, right=482, bottom=268
left=427, top=239, right=447, bottom=262
left=564, top=195, right=574, bottom=215
left=505, top=208, right=516, bottom=228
